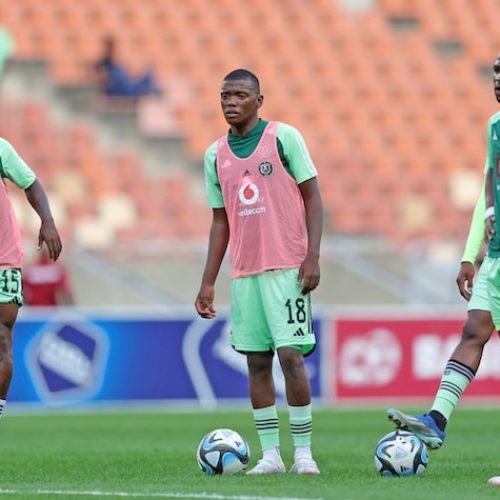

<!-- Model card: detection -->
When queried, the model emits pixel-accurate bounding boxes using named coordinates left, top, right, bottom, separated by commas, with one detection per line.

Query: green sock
left=288, top=403, right=312, bottom=448
left=253, top=405, right=280, bottom=451
left=431, top=359, right=475, bottom=421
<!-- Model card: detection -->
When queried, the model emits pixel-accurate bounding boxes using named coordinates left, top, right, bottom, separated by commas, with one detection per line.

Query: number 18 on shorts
left=230, top=268, right=316, bottom=356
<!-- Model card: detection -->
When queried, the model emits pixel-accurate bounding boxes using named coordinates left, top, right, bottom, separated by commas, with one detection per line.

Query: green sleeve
left=203, top=141, right=224, bottom=208
left=461, top=177, right=486, bottom=263
left=487, top=114, right=498, bottom=172
left=0, top=137, right=36, bottom=189
left=276, top=123, right=317, bottom=184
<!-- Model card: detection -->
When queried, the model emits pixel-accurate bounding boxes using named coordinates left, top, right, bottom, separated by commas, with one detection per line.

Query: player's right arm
left=195, top=208, right=229, bottom=319
left=457, top=176, right=486, bottom=300
left=195, top=143, right=229, bottom=319
left=25, top=180, right=62, bottom=262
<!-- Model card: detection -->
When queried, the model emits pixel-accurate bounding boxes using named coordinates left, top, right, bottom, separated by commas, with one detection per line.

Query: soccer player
left=386, top=52, right=500, bottom=450
left=0, top=137, right=62, bottom=419
left=195, top=69, right=323, bottom=475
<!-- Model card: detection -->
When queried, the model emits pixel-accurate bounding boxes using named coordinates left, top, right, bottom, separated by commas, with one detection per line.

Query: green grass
left=1, top=407, right=500, bottom=499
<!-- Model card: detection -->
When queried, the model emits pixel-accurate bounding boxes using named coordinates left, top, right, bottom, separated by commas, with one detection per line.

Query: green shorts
left=486, top=256, right=500, bottom=328
left=468, top=256, right=492, bottom=312
left=230, top=268, right=316, bottom=356
left=0, top=268, right=23, bottom=306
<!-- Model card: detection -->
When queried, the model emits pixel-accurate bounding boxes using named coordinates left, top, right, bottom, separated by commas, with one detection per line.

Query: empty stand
left=0, top=0, right=496, bottom=250
left=0, top=95, right=208, bottom=250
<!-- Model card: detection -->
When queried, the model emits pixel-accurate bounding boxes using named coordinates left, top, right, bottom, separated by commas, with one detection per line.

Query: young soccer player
left=195, top=69, right=323, bottom=474
left=0, top=137, right=62, bottom=418
left=386, top=52, right=500, bottom=449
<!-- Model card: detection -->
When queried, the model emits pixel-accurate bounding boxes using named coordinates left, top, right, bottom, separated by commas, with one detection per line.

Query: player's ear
left=256, top=94, right=263, bottom=108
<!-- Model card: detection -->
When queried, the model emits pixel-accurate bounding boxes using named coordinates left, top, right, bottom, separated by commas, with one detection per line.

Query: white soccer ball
left=197, top=428, right=250, bottom=476
left=374, top=430, right=429, bottom=477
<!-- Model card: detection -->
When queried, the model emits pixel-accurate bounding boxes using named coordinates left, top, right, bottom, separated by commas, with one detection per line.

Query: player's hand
left=38, top=220, right=62, bottom=261
left=485, top=215, right=496, bottom=241
left=456, top=261, right=475, bottom=301
left=195, top=284, right=216, bottom=319
left=298, top=256, right=320, bottom=295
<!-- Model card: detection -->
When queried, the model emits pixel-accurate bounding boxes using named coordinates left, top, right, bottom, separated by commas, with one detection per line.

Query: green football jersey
left=487, top=111, right=500, bottom=257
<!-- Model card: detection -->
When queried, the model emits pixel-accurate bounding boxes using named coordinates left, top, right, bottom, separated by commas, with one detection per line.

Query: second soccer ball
left=374, top=430, right=429, bottom=477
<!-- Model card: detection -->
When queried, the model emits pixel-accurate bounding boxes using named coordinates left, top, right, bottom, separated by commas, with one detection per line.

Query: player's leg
left=276, top=347, right=319, bottom=474
left=245, top=351, right=285, bottom=474
left=262, top=269, right=319, bottom=474
left=388, top=260, right=494, bottom=449
left=0, top=303, right=19, bottom=418
left=429, top=309, right=493, bottom=423
left=0, top=269, right=22, bottom=420
left=229, top=275, right=285, bottom=475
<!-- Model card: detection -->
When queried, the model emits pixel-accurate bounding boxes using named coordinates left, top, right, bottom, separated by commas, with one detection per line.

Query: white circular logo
left=259, top=162, right=273, bottom=176
left=238, top=182, right=259, bottom=205
left=339, top=328, right=402, bottom=386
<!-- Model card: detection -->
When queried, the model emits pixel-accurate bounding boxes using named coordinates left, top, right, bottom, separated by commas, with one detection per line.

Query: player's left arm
left=277, top=123, right=323, bottom=294
left=298, top=178, right=323, bottom=295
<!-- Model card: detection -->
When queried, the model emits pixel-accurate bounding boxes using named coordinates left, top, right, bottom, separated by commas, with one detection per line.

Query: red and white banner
left=331, top=316, right=500, bottom=402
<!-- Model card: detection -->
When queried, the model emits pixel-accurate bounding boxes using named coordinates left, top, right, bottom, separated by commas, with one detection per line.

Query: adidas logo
left=293, top=327, right=306, bottom=337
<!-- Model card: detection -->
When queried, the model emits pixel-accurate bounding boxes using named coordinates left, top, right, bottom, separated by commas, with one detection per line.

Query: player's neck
left=230, top=116, right=260, bottom=137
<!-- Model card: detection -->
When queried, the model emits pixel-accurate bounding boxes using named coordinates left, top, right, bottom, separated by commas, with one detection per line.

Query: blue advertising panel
left=10, top=309, right=322, bottom=407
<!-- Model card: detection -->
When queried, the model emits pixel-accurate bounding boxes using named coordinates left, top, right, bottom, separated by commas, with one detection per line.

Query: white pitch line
left=0, top=489, right=323, bottom=500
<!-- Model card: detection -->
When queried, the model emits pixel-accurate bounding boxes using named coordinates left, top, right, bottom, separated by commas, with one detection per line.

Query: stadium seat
left=1, top=0, right=496, bottom=248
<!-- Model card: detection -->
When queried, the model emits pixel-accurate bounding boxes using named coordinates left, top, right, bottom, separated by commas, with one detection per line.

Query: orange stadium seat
left=2, top=0, right=496, bottom=247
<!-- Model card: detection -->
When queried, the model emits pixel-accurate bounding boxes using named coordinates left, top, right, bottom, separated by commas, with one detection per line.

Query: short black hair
left=223, top=68, right=260, bottom=94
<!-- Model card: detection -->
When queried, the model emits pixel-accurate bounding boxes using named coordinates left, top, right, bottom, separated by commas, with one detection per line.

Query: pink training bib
left=216, top=121, right=307, bottom=278
left=0, top=179, right=24, bottom=268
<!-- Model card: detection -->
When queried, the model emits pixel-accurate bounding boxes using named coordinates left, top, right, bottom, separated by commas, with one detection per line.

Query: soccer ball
left=197, top=428, right=250, bottom=475
left=374, top=430, right=429, bottom=477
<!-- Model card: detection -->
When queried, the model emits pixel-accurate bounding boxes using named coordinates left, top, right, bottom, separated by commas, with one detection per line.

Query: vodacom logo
left=339, top=328, right=402, bottom=386
left=238, top=180, right=259, bottom=205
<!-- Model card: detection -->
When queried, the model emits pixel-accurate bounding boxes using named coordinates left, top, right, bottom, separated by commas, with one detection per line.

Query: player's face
left=493, top=55, right=500, bottom=103
left=220, top=79, right=263, bottom=130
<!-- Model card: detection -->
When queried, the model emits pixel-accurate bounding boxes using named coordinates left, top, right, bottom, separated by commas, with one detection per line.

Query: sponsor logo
left=293, top=327, right=306, bottom=337
left=413, top=334, right=500, bottom=379
left=238, top=206, right=266, bottom=217
left=238, top=181, right=259, bottom=205
left=238, top=174, right=260, bottom=205
left=259, top=162, right=273, bottom=176
left=26, top=316, right=109, bottom=404
left=339, top=328, right=402, bottom=386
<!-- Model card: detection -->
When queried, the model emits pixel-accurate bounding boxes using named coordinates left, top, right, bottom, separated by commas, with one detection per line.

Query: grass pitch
left=1, top=407, right=500, bottom=499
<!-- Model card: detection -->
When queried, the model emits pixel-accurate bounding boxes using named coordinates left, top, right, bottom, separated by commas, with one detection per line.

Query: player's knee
left=278, top=350, right=305, bottom=380
left=462, top=316, right=493, bottom=346
left=247, top=353, right=273, bottom=379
